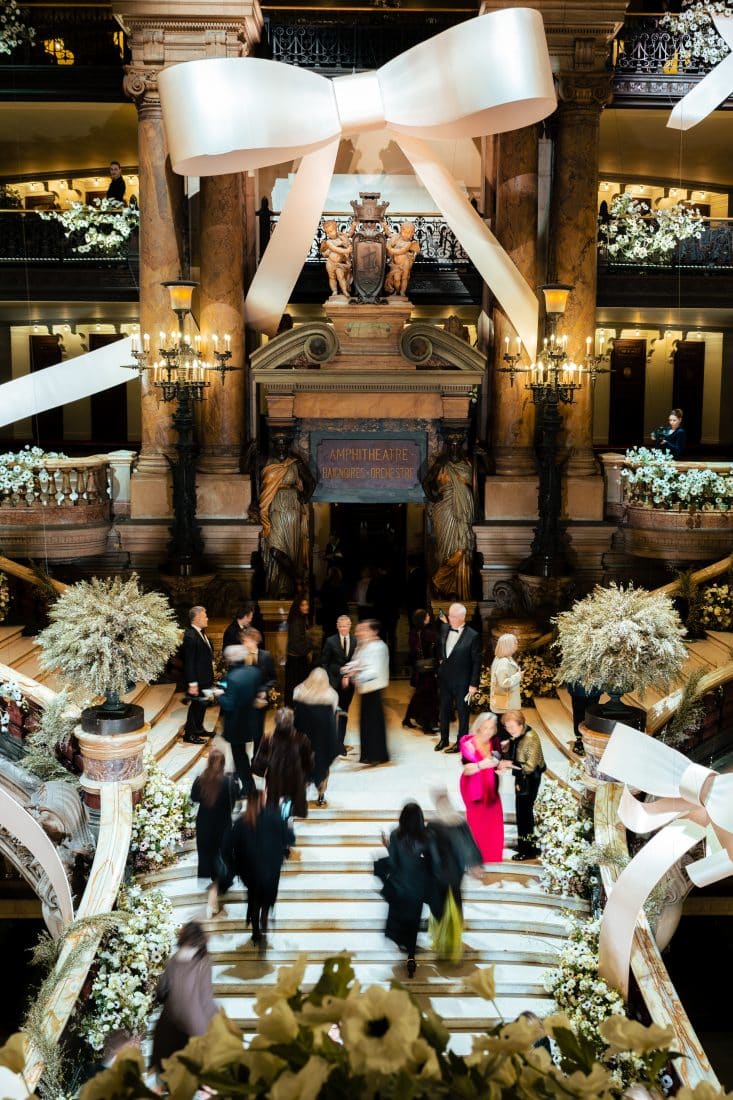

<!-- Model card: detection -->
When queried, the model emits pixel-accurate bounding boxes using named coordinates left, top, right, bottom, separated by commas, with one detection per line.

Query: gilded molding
left=556, top=71, right=614, bottom=109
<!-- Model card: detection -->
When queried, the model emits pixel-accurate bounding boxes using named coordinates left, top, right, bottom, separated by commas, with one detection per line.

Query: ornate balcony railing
left=0, top=210, right=138, bottom=263
left=266, top=13, right=467, bottom=74
left=611, top=15, right=733, bottom=105
left=598, top=220, right=733, bottom=272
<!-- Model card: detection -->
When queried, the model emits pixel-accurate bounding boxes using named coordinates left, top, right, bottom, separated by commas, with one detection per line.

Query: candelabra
left=125, top=278, right=238, bottom=576
left=498, top=284, right=610, bottom=579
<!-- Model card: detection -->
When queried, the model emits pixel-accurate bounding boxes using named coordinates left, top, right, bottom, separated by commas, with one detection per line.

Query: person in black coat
left=229, top=791, right=294, bottom=946
left=183, top=605, right=215, bottom=743
left=436, top=602, right=482, bottom=752
left=284, top=596, right=312, bottom=705
left=218, top=644, right=264, bottom=795
left=379, top=802, right=429, bottom=978
left=293, top=668, right=339, bottom=807
left=403, top=608, right=439, bottom=733
left=222, top=603, right=255, bottom=651
left=106, top=160, right=126, bottom=202
left=652, top=407, right=686, bottom=460
left=320, top=613, right=356, bottom=714
left=242, top=627, right=276, bottom=751
left=190, top=749, right=240, bottom=916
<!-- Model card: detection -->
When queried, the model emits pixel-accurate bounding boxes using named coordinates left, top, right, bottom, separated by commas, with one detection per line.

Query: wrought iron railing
left=269, top=212, right=472, bottom=267
left=0, top=5, right=128, bottom=69
left=598, top=220, right=733, bottom=271
left=0, top=211, right=137, bottom=262
left=265, top=13, right=466, bottom=73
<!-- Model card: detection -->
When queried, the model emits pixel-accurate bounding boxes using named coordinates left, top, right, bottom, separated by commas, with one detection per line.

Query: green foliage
left=21, top=692, right=79, bottom=784
left=36, top=573, right=182, bottom=700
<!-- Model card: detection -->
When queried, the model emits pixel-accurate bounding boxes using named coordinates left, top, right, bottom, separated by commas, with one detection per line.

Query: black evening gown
left=383, top=831, right=428, bottom=955
left=360, top=690, right=389, bottom=764
left=404, top=625, right=439, bottom=731
left=293, top=700, right=339, bottom=788
left=190, top=774, right=240, bottom=880
left=230, top=806, right=294, bottom=917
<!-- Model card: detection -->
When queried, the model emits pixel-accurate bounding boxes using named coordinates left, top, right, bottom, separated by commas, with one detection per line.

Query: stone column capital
left=555, top=71, right=614, bottom=113
left=123, top=65, right=161, bottom=113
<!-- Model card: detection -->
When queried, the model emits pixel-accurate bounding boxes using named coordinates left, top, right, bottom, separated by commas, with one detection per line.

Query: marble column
left=124, top=73, right=185, bottom=477
left=491, top=124, right=539, bottom=477
left=198, top=173, right=245, bottom=473
left=549, top=73, right=613, bottom=478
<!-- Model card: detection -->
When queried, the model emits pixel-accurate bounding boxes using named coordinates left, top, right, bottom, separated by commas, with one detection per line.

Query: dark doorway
left=673, top=339, right=705, bottom=446
left=329, top=502, right=407, bottom=606
left=29, top=334, right=63, bottom=446
left=89, top=332, right=128, bottom=446
left=608, top=339, right=647, bottom=447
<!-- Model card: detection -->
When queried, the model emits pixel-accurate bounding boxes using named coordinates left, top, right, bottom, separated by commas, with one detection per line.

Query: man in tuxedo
left=241, top=626, right=276, bottom=751
left=321, top=614, right=356, bottom=712
left=182, top=605, right=215, bottom=743
left=320, top=613, right=356, bottom=754
left=436, top=602, right=482, bottom=753
left=222, top=603, right=255, bottom=651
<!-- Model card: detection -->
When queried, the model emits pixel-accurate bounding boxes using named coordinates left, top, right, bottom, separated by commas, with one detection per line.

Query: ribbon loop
left=597, top=722, right=733, bottom=997
left=158, top=7, right=556, bottom=349
left=668, top=15, right=733, bottom=131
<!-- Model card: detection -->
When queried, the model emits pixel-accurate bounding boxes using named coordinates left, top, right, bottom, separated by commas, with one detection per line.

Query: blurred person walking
left=242, top=626, right=277, bottom=752
left=293, top=667, right=340, bottom=807
left=402, top=608, right=439, bottom=733
left=150, top=921, right=217, bottom=1073
left=344, top=619, right=390, bottom=765
left=252, top=706, right=314, bottom=819
left=190, top=749, right=240, bottom=917
left=218, top=644, right=263, bottom=797
left=229, top=790, right=294, bottom=947
left=376, top=801, right=429, bottom=978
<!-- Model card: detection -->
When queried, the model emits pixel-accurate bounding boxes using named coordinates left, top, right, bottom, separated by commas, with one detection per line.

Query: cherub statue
left=319, top=219, right=355, bottom=297
left=383, top=220, right=420, bottom=296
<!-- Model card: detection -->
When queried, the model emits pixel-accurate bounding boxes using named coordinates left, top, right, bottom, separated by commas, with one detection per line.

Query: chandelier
left=127, top=279, right=237, bottom=400
left=500, top=284, right=610, bottom=399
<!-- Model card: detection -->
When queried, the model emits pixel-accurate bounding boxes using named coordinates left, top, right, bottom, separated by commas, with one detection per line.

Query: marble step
left=210, top=958, right=549, bottom=996
left=174, top=904, right=572, bottom=938
left=686, top=636, right=733, bottom=667
left=204, top=928, right=562, bottom=964
left=0, top=624, right=24, bottom=651
left=0, top=634, right=40, bottom=668
left=195, top=992, right=555, bottom=1033
left=133, top=682, right=177, bottom=726
left=525, top=702, right=580, bottom=778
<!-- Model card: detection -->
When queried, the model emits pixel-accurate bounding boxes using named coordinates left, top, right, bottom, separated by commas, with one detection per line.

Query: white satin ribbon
left=668, top=15, right=733, bottom=131
left=0, top=337, right=133, bottom=428
left=158, top=7, right=557, bottom=357
left=597, top=722, right=733, bottom=996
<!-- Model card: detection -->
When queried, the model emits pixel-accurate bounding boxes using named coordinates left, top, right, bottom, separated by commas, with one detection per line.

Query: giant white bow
left=158, top=8, right=557, bottom=357
left=597, top=722, right=733, bottom=996
left=668, top=15, right=733, bottom=130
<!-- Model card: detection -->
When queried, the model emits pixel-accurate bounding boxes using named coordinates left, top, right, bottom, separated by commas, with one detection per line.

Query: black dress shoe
left=406, top=955, right=417, bottom=978
left=182, top=733, right=207, bottom=745
left=444, top=743, right=460, bottom=754
left=402, top=719, right=417, bottom=729
left=434, top=740, right=448, bottom=752
left=512, top=851, right=538, bottom=861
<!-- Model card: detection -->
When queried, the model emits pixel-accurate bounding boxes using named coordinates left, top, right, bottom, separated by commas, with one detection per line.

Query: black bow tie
left=449, top=627, right=460, bottom=633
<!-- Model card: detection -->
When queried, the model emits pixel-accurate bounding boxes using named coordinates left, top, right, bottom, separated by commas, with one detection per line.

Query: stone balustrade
left=0, top=454, right=125, bottom=560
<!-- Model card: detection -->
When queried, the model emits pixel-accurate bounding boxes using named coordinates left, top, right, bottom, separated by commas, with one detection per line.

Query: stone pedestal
left=484, top=474, right=604, bottom=521
left=76, top=724, right=149, bottom=816
left=326, top=299, right=413, bottom=369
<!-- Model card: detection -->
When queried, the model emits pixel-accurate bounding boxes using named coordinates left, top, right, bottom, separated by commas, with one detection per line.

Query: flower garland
left=0, top=678, right=29, bottom=734
left=130, top=751, right=196, bottom=872
left=39, top=198, right=139, bottom=256
left=623, top=447, right=733, bottom=511
left=0, top=445, right=66, bottom=499
left=75, top=883, right=176, bottom=1052
left=0, top=0, right=34, bottom=55
left=661, top=1, right=733, bottom=69
left=534, top=774, right=593, bottom=898
left=0, top=572, right=10, bottom=624
left=600, top=192, right=703, bottom=264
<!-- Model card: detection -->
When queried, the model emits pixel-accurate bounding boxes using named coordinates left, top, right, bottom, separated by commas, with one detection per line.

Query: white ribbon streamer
left=0, top=337, right=133, bottom=428
left=158, top=7, right=557, bottom=357
left=597, top=722, right=733, bottom=996
left=668, top=15, right=733, bottom=131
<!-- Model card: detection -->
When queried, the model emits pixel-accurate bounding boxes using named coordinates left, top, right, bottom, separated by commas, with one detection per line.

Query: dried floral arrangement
left=553, top=583, right=687, bottom=697
left=36, top=574, right=182, bottom=702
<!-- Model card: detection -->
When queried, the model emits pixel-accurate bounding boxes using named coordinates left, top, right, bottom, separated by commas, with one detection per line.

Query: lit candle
left=516, top=336, right=522, bottom=354
left=130, top=332, right=139, bottom=353
left=562, top=334, right=568, bottom=350
left=212, top=333, right=219, bottom=351
left=543, top=337, right=548, bottom=349
left=143, top=332, right=150, bottom=352
left=159, top=330, right=165, bottom=347
left=224, top=333, right=231, bottom=351
left=586, top=336, right=592, bottom=355
left=194, top=334, right=201, bottom=351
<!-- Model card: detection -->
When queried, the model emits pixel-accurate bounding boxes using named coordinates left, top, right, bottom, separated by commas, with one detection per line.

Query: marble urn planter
left=625, top=504, right=733, bottom=562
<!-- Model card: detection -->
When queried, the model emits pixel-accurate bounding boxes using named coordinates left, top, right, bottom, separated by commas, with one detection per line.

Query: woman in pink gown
left=459, top=712, right=504, bottom=862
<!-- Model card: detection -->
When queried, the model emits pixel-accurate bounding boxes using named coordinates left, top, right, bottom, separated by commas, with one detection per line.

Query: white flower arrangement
left=534, top=774, right=593, bottom=897
left=661, top=1, right=733, bottom=69
left=699, top=582, right=733, bottom=629
left=0, top=0, right=34, bottom=55
left=39, top=198, right=140, bottom=256
left=600, top=192, right=703, bottom=264
left=553, top=583, right=687, bottom=697
left=0, top=571, right=10, bottom=624
left=130, top=751, right=196, bottom=872
left=0, top=445, right=66, bottom=500
left=0, top=678, right=28, bottom=733
left=623, top=447, right=733, bottom=511
left=76, top=883, right=176, bottom=1052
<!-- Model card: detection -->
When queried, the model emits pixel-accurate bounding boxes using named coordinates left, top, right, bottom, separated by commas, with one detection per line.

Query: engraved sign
left=312, top=432, right=426, bottom=503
